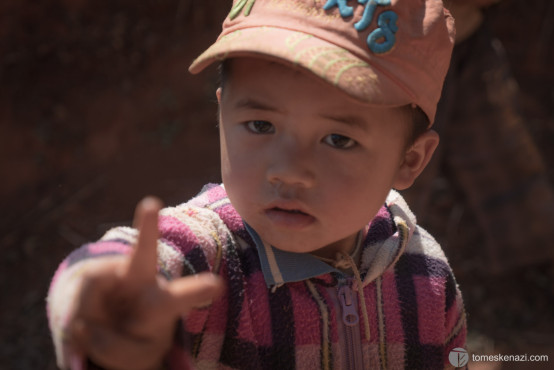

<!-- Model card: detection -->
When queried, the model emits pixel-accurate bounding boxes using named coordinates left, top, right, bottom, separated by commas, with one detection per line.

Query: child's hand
left=67, top=197, right=224, bottom=370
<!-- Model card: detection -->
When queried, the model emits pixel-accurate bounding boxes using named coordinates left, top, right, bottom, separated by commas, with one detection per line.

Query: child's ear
left=216, top=87, right=222, bottom=103
left=393, top=130, right=439, bottom=190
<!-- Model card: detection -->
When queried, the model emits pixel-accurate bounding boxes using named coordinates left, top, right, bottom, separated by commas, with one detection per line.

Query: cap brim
left=189, top=26, right=413, bottom=110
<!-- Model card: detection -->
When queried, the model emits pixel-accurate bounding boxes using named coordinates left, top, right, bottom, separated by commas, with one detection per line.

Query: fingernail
left=141, top=196, right=163, bottom=211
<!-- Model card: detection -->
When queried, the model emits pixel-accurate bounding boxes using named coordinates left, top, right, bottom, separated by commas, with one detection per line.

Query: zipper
left=337, top=281, right=364, bottom=370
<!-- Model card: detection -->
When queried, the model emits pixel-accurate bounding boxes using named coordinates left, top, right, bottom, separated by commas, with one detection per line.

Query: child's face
left=218, top=58, right=413, bottom=258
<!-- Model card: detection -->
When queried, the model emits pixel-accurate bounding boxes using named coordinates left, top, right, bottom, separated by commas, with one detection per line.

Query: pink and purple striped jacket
left=48, top=184, right=466, bottom=369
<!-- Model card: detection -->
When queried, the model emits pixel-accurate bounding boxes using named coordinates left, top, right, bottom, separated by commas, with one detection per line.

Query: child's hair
left=218, top=59, right=429, bottom=145
left=404, top=104, right=430, bottom=145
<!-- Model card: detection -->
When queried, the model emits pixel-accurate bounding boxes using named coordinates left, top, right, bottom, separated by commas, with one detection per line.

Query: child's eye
left=246, top=120, right=275, bottom=134
left=324, top=134, right=356, bottom=149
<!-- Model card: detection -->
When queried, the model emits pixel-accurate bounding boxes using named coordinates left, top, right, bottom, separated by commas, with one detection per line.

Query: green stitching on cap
left=293, top=45, right=319, bottom=63
left=334, top=61, right=368, bottom=85
left=323, top=56, right=352, bottom=77
left=285, top=33, right=313, bottom=51
left=229, top=0, right=257, bottom=20
left=308, top=48, right=346, bottom=69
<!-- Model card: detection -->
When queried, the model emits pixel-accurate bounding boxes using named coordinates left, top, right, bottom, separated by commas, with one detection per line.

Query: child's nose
left=266, top=139, right=316, bottom=188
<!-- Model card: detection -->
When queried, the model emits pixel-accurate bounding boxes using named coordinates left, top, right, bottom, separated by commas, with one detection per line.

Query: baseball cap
left=189, top=0, right=455, bottom=124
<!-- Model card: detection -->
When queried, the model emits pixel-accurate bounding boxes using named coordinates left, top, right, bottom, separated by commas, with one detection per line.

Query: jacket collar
left=245, top=222, right=340, bottom=289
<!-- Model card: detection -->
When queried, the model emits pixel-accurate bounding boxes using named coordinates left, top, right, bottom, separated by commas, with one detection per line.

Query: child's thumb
left=167, top=273, right=225, bottom=314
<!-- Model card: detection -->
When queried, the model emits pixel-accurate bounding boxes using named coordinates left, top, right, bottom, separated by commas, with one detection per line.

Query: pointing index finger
left=126, top=196, right=163, bottom=284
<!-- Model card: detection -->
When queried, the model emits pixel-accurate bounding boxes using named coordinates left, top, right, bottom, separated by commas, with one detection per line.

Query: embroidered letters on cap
left=229, top=0, right=257, bottom=20
left=324, top=0, right=398, bottom=54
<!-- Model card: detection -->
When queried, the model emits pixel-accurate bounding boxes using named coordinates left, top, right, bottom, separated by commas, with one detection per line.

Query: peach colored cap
left=189, top=0, right=455, bottom=124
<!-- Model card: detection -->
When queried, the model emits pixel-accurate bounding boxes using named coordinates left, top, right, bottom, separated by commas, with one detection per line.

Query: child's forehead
left=223, top=58, right=413, bottom=132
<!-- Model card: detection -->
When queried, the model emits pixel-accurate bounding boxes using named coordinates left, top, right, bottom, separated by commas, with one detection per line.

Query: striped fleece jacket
left=47, top=184, right=467, bottom=369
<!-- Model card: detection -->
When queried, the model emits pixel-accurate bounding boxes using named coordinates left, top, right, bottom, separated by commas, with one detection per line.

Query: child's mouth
left=265, top=207, right=315, bottom=229
left=274, top=207, right=306, bottom=215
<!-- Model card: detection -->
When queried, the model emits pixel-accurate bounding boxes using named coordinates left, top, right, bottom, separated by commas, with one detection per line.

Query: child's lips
left=264, top=203, right=316, bottom=229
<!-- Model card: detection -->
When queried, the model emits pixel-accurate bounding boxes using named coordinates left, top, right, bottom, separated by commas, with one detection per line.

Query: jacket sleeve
left=46, top=194, right=232, bottom=369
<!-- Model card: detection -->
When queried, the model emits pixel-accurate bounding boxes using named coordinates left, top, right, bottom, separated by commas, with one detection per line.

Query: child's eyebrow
left=233, top=98, right=283, bottom=113
left=233, top=97, right=368, bottom=131
left=319, top=112, right=368, bottom=131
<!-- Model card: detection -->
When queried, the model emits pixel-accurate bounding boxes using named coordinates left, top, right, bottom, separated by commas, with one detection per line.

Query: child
left=47, top=0, right=466, bottom=369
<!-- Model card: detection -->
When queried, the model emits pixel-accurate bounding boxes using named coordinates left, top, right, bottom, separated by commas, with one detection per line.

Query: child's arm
left=47, top=198, right=224, bottom=370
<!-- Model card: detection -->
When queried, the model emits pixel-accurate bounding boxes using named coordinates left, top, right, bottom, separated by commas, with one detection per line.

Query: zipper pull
left=338, top=285, right=359, bottom=327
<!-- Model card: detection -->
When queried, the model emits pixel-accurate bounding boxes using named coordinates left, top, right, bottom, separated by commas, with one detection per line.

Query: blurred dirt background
left=1, top=1, right=553, bottom=369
